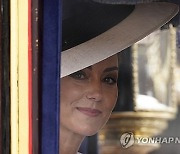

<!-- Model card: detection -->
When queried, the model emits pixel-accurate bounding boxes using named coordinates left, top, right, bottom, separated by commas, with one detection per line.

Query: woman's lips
left=76, top=107, right=102, bottom=117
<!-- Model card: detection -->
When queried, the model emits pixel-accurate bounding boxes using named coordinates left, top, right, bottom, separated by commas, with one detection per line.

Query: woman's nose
left=86, top=81, right=103, bottom=102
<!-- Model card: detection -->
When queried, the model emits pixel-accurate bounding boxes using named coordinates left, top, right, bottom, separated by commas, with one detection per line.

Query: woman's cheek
left=105, top=88, right=118, bottom=111
left=61, top=78, right=84, bottom=99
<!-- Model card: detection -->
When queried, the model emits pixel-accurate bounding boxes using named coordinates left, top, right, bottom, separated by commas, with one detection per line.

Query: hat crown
left=62, top=0, right=135, bottom=51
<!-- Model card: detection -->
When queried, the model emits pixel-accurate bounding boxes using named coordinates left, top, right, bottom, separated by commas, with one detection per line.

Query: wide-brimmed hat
left=61, top=0, right=179, bottom=78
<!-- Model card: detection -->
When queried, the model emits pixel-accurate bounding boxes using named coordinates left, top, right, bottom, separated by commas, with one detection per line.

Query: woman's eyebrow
left=103, top=66, right=118, bottom=72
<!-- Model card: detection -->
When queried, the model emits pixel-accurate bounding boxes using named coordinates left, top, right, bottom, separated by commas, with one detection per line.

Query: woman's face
left=60, top=55, right=118, bottom=136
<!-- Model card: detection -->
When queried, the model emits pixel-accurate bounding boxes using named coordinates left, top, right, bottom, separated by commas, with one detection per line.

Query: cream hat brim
left=61, top=2, right=179, bottom=78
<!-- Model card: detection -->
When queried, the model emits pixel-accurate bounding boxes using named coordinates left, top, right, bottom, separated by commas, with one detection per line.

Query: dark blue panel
left=41, top=0, right=61, bottom=153
left=79, top=135, right=98, bottom=154
left=79, top=138, right=88, bottom=154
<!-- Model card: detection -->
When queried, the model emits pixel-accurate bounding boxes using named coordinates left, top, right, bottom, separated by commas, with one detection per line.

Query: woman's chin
left=74, top=125, right=102, bottom=136
left=71, top=118, right=110, bottom=136
left=78, top=130, right=98, bottom=137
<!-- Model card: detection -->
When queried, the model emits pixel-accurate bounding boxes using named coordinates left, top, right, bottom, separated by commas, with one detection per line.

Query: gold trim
left=111, top=111, right=175, bottom=119
left=99, top=111, right=176, bottom=153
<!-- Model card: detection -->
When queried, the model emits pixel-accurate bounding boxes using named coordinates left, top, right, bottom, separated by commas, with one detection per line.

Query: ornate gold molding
left=99, top=112, right=176, bottom=154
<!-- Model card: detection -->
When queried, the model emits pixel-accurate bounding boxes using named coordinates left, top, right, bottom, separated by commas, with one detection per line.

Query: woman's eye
left=69, top=71, right=87, bottom=80
left=103, top=77, right=117, bottom=85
